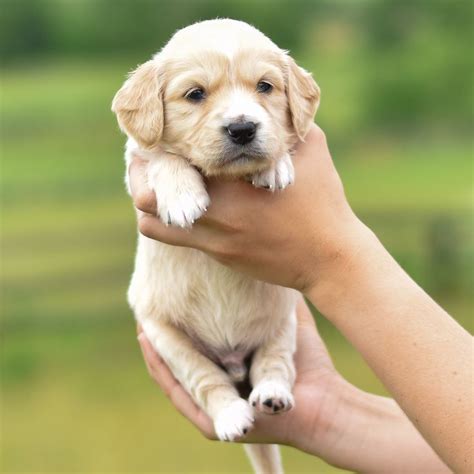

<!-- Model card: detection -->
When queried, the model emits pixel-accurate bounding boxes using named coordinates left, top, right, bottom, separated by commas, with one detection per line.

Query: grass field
left=1, top=59, right=472, bottom=473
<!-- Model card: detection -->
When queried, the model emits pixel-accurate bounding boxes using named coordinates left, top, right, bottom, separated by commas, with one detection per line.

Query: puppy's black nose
left=226, top=122, right=257, bottom=145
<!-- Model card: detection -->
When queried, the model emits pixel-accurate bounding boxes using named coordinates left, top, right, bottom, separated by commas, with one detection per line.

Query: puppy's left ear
left=111, top=60, right=163, bottom=149
left=286, top=56, right=320, bottom=141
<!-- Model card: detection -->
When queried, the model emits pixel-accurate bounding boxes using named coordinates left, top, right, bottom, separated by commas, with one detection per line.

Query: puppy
left=112, top=19, right=319, bottom=474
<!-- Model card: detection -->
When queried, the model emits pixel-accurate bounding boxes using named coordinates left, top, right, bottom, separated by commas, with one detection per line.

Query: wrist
left=288, top=373, right=356, bottom=456
left=290, top=374, right=385, bottom=468
left=310, top=382, right=447, bottom=473
left=304, top=217, right=385, bottom=317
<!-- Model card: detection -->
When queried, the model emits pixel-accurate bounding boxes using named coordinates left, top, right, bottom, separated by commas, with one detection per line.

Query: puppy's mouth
left=217, top=145, right=268, bottom=168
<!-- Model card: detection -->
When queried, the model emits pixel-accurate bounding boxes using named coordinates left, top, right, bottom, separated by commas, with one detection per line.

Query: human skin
left=131, top=125, right=473, bottom=472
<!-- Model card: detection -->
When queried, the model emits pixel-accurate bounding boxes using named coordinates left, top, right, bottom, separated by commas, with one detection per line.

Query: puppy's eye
left=185, top=88, right=206, bottom=102
left=256, top=81, right=273, bottom=93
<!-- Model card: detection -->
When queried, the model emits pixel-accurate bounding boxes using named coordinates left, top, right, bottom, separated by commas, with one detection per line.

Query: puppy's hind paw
left=214, top=399, right=254, bottom=441
left=251, top=153, right=294, bottom=191
left=249, top=380, right=294, bottom=415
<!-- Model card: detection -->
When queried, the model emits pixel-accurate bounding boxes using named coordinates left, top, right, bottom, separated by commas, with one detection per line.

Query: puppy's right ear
left=111, top=60, right=163, bottom=149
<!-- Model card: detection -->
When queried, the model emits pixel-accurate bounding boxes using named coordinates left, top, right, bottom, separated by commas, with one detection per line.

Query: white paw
left=156, top=188, right=210, bottom=228
left=214, top=399, right=255, bottom=441
left=251, top=154, right=294, bottom=191
left=249, top=380, right=294, bottom=415
left=147, top=157, right=210, bottom=228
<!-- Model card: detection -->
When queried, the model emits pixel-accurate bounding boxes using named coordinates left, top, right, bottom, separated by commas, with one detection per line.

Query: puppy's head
left=112, top=19, right=320, bottom=176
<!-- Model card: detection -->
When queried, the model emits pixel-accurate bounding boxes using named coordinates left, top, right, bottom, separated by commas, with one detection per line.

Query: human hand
left=131, top=124, right=370, bottom=295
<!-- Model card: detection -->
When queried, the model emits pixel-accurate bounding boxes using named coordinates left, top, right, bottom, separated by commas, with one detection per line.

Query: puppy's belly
left=129, top=235, right=297, bottom=357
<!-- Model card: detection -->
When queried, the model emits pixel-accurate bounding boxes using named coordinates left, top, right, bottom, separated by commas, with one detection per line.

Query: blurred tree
left=0, top=0, right=320, bottom=62
left=361, top=0, right=473, bottom=134
left=0, top=0, right=54, bottom=61
left=0, top=0, right=471, bottom=141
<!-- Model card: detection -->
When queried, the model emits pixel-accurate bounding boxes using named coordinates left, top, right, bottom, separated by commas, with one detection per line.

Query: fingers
left=129, top=156, right=157, bottom=214
left=137, top=213, right=209, bottom=249
left=138, top=331, right=169, bottom=380
left=137, top=331, right=216, bottom=439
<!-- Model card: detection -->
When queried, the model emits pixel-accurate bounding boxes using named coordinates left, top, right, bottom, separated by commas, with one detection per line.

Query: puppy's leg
left=251, top=152, right=294, bottom=191
left=141, top=319, right=254, bottom=441
left=147, top=152, right=210, bottom=228
left=249, top=312, right=297, bottom=415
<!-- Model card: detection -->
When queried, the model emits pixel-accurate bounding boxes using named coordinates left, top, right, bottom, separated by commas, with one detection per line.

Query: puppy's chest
left=172, top=265, right=293, bottom=354
left=176, top=291, right=280, bottom=355
left=133, top=240, right=296, bottom=354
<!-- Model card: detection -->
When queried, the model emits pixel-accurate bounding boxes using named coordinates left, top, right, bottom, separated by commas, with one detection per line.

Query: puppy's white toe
left=275, top=155, right=294, bottom=189
left=249, top=380, right=294, bottom=415
left=214, top=399, right=254, bottom=441
left=251, top=167, right=277, bottom=191
left=157, top=190, right=210, bottom=228
left=251, top=153, right=294, bottom=191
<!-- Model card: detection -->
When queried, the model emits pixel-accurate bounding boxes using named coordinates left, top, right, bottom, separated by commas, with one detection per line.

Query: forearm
left=308, top=222, right=473, bottom=472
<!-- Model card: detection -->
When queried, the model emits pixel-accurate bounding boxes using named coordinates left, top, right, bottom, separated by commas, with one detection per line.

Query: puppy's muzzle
left=226, top=121, right=257, bottom=145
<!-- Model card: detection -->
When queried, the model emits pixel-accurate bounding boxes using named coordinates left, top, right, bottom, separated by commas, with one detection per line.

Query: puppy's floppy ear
left=286, top=56, right=320, bottom=141
left=111, top=60, right=163, bottom=149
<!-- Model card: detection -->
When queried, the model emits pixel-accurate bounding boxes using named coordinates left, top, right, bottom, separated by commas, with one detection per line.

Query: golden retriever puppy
left=112, top=19, right=319, bottom=474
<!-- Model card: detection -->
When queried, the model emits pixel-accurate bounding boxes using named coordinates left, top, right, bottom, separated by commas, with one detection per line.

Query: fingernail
left=137, top=332, right=146, bottom=343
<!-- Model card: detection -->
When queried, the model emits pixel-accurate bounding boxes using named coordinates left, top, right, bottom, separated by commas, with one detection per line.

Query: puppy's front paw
left=251, top=154, right=294, bottom=191
left=156, top=188, right=209, bottom=228
left=249, top=380, right=294, bottom=415
left=147, top=156, right=210, bottom=228
left=214, top=399, right=254, bottom=441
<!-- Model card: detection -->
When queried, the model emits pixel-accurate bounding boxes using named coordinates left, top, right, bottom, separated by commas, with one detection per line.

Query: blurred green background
left=1, top=0, right=472, bottom=472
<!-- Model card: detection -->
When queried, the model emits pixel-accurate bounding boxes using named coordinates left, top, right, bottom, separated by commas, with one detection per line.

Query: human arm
left=306, top=221, right=473, bottom=473
left=138, top=297, right=449, bottom=472
left=132, top=124, right=473, bottom=471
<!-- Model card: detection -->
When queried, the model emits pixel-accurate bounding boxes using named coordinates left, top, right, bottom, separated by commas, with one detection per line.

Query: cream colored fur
left=112, top=19, right=319, bottom=474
